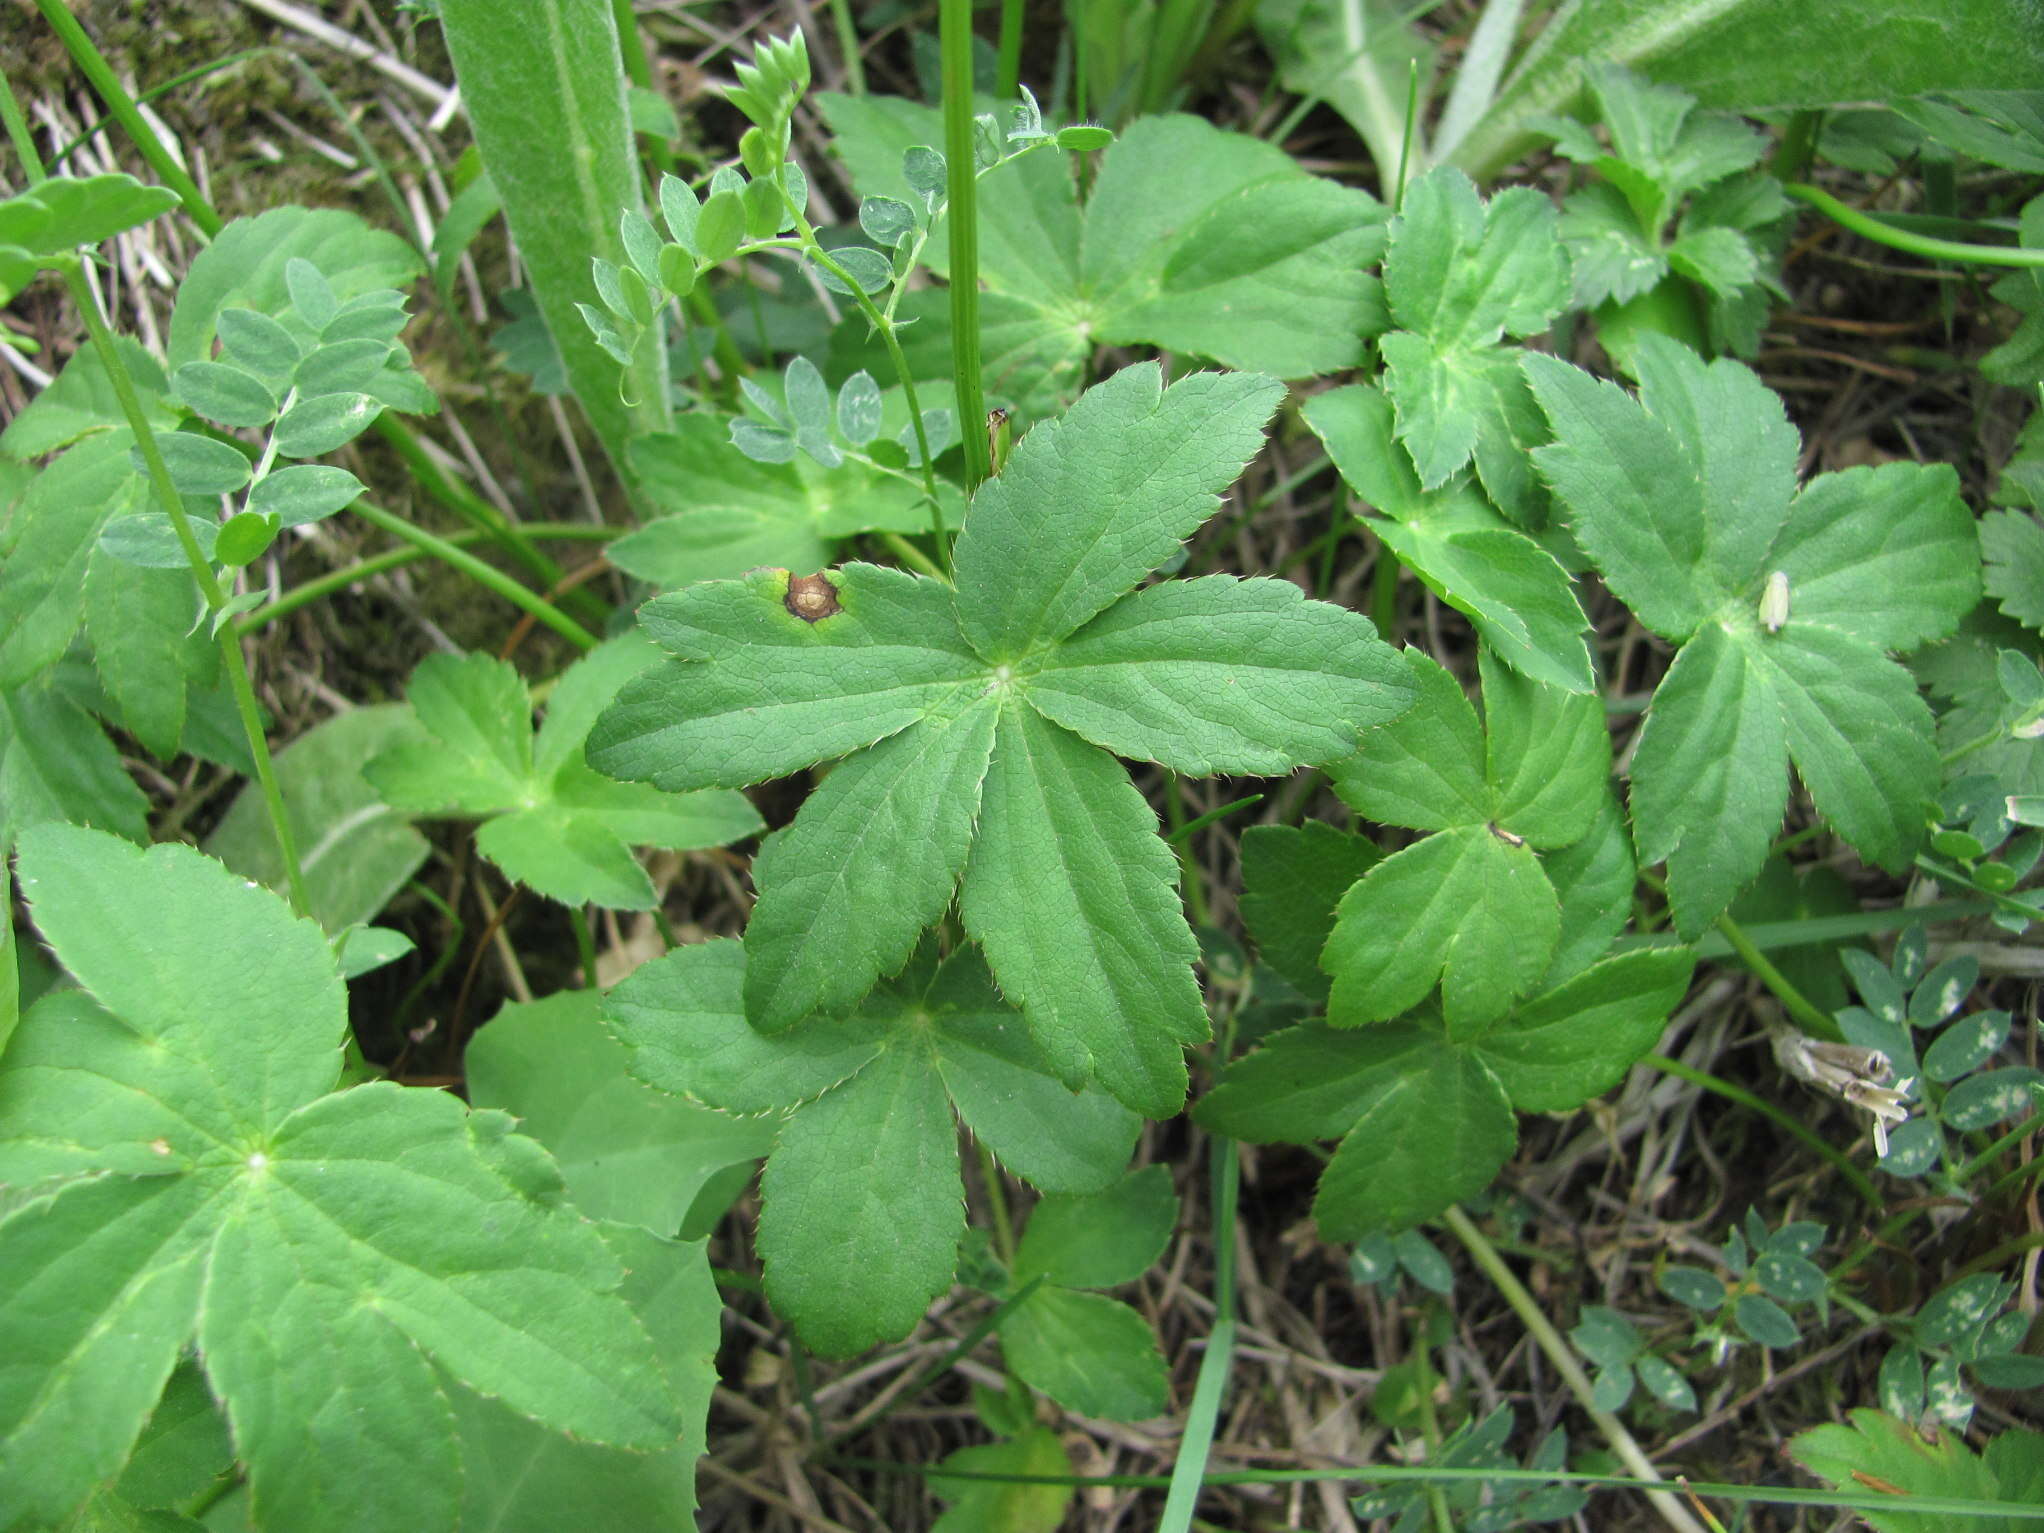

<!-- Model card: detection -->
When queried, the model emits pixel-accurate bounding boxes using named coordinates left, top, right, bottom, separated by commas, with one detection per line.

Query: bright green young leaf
left=930, top=1427, right=1073, bottom=1533
left=464, top=989, right=774, bottom=1236
left=0, top=173, right=179, bottom=255
left=818, top=101, right=1388, bottom=380
left=1014, top=1166, right=1176, bottom=1290
left=998, top=1287, right=1168, bottom=1421
left=607, top=941, right=1129, bottom=1354
left=0, top=826, right=683, bottom=1532
left=0, top=672, right=150, bottom=856
left=1304, top=383, right=1592, bottom=692
left=1788, top=1409, right=2024, bottom=1533
left=447, top=1221, right=717, bottom=1533
left=1239, top=822, right=1383, bottom=1004
left=0, top=337, right=174, bottom=459
left=1324, top=648, right=1604, bottom=1028
left=1528, top=335, right=1979, bottom=934
left=368, top=643, right=762, bottom=910
left=608, top=415, right=939, bottom=588
left=206, top=705, right=429, bottom=934
left=1379, top=168, right=1570, bottom=517
left=593, top=364, right=1411, bottom=1115
left=1, top=430, right=149, bottom=687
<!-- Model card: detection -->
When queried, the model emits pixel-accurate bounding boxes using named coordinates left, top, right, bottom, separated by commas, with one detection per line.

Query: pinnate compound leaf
left=369, top=644, right=761, bottom=909
left=1303, top=383, right=1592, bottom=692
left=0, top=826, right=681, bottom=1532
left=952, top=364, right=1284, bottom=660
left=958, top=703, right=1206, bottom=1118
left=1530, top=335, right=1975, bottom=933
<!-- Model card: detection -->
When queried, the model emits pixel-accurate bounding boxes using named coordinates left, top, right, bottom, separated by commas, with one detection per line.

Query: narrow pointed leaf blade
left=952, top=364, right=1285, bottom=661
left=745, top=699, right=999, bottom=1030
left=757, top=1042, right=963, bottom=1357
left=958, top=704, right=1205, bottom=1118
left=1629, top=624, right=1789, bottom=937
left=1019, top=575, right=1411, bottom=774
left=589, top=563, right=986, bottom=791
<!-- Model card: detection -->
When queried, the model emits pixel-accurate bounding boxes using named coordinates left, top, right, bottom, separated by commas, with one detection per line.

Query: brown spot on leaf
left=785, top=572, right=841, bottom=622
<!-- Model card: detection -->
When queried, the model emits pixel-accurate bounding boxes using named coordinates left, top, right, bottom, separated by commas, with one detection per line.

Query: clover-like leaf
left=367, top=640, right=762, bottom=910
left=605, top=940, right=1138, bottom=1356
left=1528, top=334, right=1980, bottom=935
left=1324, top=648, right=1607, bottom=1030
left=591, top=363, right=1414, bottom=1116
left=0, top=826, right=685, bottom=1533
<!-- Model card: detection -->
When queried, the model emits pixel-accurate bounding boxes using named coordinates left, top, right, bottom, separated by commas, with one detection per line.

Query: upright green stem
left=1712, top=912, right=1842, bottom=1040
left=1159, top=1136, right=1239, bottom=1533
left=1441, top=1206, right=1710, bottom=1533
left=0, top=57, right=41, bottom=170
left=66, top=262, right=311, bottom=917
left=35, top=0, right=219, bottom=236
left=940, top=0, right=992, bottom=491
left=995, top=0, right=1025, bottom=99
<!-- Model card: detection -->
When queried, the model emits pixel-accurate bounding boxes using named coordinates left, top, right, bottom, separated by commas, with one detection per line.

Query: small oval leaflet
left=784, top=571, right=841, bottom=623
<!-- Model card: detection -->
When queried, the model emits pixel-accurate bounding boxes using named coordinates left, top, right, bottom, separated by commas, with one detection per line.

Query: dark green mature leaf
left=609, top=415, right=937, bottom=587
left=819, top=101, right=1388, bottom=380
left=607, top=941, right=1129, bottom=1354
left=464, top=989, right=775, bottom=1236
left=1981, top=510, right=2044, bottom=634
left=953, top=365, right=1285, bottom=660
left=594, top=364, right=1410, bottom=1115
left=1475, top=949, right=1697, bottom=1109
left=371, top=643, right=761, bottom=909
left=1324, top=648, right=1603, bottom=1027
left=0, top=827, right=684, bottom=1532
left=1453, top=0, right=2044, bottom=181
left=1014, top=1166, right=1176, bottom=1291
left=1239, top=823, right=1383, bottom=1003
left=1529, top=335, right=1978, bottom=934
left=1304, top=382, right=1591, bottom=692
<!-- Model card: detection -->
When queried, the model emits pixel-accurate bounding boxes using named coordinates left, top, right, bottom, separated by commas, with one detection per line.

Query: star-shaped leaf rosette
left=589, top=363, right=1415, bottom=1118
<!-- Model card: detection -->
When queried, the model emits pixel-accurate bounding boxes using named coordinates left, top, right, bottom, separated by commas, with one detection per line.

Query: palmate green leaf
left=1529, top=334, right=1978, bottom=934
left=609, top=415, right=938, bottom=588
left=1304, top=383, right=1592, bottom=692
left=1198, top=1021, right=1516, bottom=1238
left=1981, top=509, right=2044, bottom=634
left=0, top=827, right=682, bottom=1532
left=1324, top=649, right=1604, bottom=1027
left=370, top=642, right=761, bottom=909
left=606, top=941, right=1133, bottom=1355
left=593, top=364, right=1410, bottom=1116
left=953, top=365, right=1285, bottom=660
left=464, top=989, right=774, bottom=1236
left=818, top=100, right=1388, bottom=381
left=1379, top=169, right=1570, bottom=506
left=1474, top=949, right=1697, bottom=1110
left=1787, top=1410, right=2022, bottom=1533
